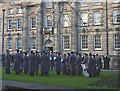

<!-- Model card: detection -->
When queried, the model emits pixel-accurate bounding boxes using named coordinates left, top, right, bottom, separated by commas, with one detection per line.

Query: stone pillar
left=54, top=3, right=60, bottom=53
left=38, top=3, right=44, bottom=52
left=22, top=5, right=29, bottom=52
left=71, top=2, right=78, bottom=52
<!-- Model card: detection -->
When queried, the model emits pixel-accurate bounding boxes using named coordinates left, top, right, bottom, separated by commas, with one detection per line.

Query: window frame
left=17, top=8, right=22, bottom=14
left=112, top=0, right=120, bottom=3
left=17, top=19, right=22, bottom=30
left=30, top=37, right=36, bottom=50
left=8, top=20, right=12, bottom=30
left=63, top=36, right=70, bottom=50
left=113, top=10, right=120, bottom=24
left=8, top=8, right=13, bottom=14
left=94, top=0, right=101, bottom=5
left=81, top=0, right=87, bottom=7
left=63, top=14, right=70, bottom=27
left=46, top=16, right=52, bottom=27
left=16, top=38, right=22, bottom=50
left=81, top=36, right=88, bottom=50
left=7, top=38, right=12, bottom=50
left=31, top=17, right=36, bottom=29
left=80, top=12, right=88, bottom=26
left=93, top=11, right=101, bottom=25
left=46, top=2, right=52, bottom=9
left=94, top=35, right=102, bottom=50
left=114, top=34, right=120, bottom=50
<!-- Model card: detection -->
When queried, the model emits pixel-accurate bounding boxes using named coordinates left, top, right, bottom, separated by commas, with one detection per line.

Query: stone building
left=0, top=1, right=120, bottom=68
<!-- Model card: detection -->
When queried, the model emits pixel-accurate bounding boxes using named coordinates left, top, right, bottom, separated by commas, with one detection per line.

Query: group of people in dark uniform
left=4, top=49, right=104, bottom=77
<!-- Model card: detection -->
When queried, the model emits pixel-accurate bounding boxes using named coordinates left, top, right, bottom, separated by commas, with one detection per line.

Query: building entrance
left=45, top=47, right=53, bottom=52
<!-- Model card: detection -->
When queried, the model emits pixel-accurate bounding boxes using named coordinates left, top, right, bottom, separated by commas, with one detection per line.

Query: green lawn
left=2, top=67, right=119, bottom=89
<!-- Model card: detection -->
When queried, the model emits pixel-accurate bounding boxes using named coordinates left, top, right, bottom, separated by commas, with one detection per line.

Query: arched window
left=45, top=40, right=52, bottom=45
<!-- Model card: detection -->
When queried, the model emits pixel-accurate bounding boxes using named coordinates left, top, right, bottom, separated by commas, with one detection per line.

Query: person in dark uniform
left=88, top=53, right=96, bottom=77
left=55, top=53, right=61, bottom=75
left=49, top=52, right=54, bottom=71
left=14, top=49, right=22, bottom=75
left=82, top=53, right=88, bottom=64
left=4, top=50, right=11, bottom=74
left=69, top=51, right=77, bottom=76
left=66, top=53, right=70, bottom=75
left=103, top=55, right=110, bottom=69
left=20, top=51, right=24, bottom=73
left=40, top=51, right=49, bottom=77
left=23, top=52, right=29, bottom=74
left=29, top=51, right=35, bottom=76
left=34, top=51, right=40, bottom=75
left=76, top=53, right=82, bottom=75
left=95, top=54, right=101, bottom=76
left=62, top=54, right=67, bottom=75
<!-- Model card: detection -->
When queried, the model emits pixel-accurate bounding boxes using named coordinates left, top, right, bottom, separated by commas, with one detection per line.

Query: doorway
left=45, top=47, right=53, bottom=52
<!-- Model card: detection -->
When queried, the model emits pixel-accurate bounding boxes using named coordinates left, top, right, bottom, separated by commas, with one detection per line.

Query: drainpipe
left=2, top=9, right=5, bottom=53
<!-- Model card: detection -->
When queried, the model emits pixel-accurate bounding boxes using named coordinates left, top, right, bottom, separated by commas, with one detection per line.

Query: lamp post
left=106, top=0, right=109, bottom=55
left=2, top=9, right=5, bottom=53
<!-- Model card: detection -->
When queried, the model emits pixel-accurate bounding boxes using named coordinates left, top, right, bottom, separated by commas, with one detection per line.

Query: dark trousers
left=6, top=69, right=10, bottom=74
left=41, top=72, right=48, bottom=77
left=15, top=71, right=19, bottom=75
left=30, top=72, right=34, bottom=76
left=57, top=71, right=60, bottom=75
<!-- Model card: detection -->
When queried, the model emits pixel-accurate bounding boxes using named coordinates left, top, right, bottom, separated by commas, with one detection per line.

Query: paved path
left=101, top=69, right=120, bottom=72
left=1, top=79, right=74, bottom=90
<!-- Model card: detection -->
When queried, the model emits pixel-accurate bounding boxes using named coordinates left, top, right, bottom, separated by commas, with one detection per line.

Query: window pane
left=81, top=0, right=87, bottom=6
left=46, top=2, right=52, bottom=8
left=16, top=38, right=21, bottom=49
left=17, top=8, right=22, bottom=14
left=114, top=35, right=120, bottom=49
left=94, top=35, right=101, bottom=49
left=46, top=16, right=52, bottom=27
left=8, top=8, right=13, bottom=14
left=63, top=14, right=69, bottom=27
left=30, top=38, right=36, bottom=50
left=113, top=0, right=120, bottom=3
left=63, top=36, right=70, bottom=50
left=81, top=36, right=88, bottom=49
left=31, top=17, right=36, bottom=29
left=81, top=13, right=88, bottom=26
left=113, top=10, right=120, bottom=24
left=94, top=0, right=101, bottom=5
left=94, top=12, right=101, bottom=25
left=8, top=20, right=12, bottom=30
left=7, top=38, right=12, bottom=49
left=17, top=19, right=22, bottom=30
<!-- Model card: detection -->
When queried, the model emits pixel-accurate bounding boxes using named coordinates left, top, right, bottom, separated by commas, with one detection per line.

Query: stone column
left=71, top=2, right=78, bottom=52
left=38, top=3, right=44, bottom=52
left=54, top=3, right=60, bottom=53
left=22, top=5, right=29, bottom=52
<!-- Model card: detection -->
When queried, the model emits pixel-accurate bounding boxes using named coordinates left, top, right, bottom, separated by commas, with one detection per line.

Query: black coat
left=4, top=53, right=10, bottom=70
left=55, top=56, right=61, bottom=72
left=69, top=54, right=77, bottom=72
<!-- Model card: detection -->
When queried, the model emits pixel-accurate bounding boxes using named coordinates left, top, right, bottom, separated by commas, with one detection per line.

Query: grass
left=2, top=67, right=119, bottom=89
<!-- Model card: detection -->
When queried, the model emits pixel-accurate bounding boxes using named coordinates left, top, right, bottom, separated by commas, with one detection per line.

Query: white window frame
left=113, top=10, right=120, bottom=24
left=46, top=16, right=52, bottom=27
left=81, top=0, right=87, bottom=6
left=31, top=17, right=36, bottom=29
left=114, top=35, right=120, bottom=50
left=17, top=8, right=22, bottom=14
left=8, top=20, right=12, bottom=30
left=63, top=36, right=70, bottom=50
left=94, top=35, right=102, bottom=50
left=81, top=12, right=88, bottom=26
left=94, top=11, right=101, bottom=25
left=16, top=38, right=21, bottom=50
left=63, top=14, right=70, bottom=27
left=94, top=0, right=101, bottom=5
left=17, top=19, right=22, bottom=30
left=81, top=36, right=88, bottom=50
left=8, top=8, right=13, bottom=14
left=113, top=0, right=120, bottom=3
left=7, top=38, right=12, bottom=50
left=46, top=2, right=52, bottom=8
left=30, top=37, right=36, bottom=50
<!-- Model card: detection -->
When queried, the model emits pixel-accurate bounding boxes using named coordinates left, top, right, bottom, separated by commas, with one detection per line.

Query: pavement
left=1, top=79, right=74, bottom=90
